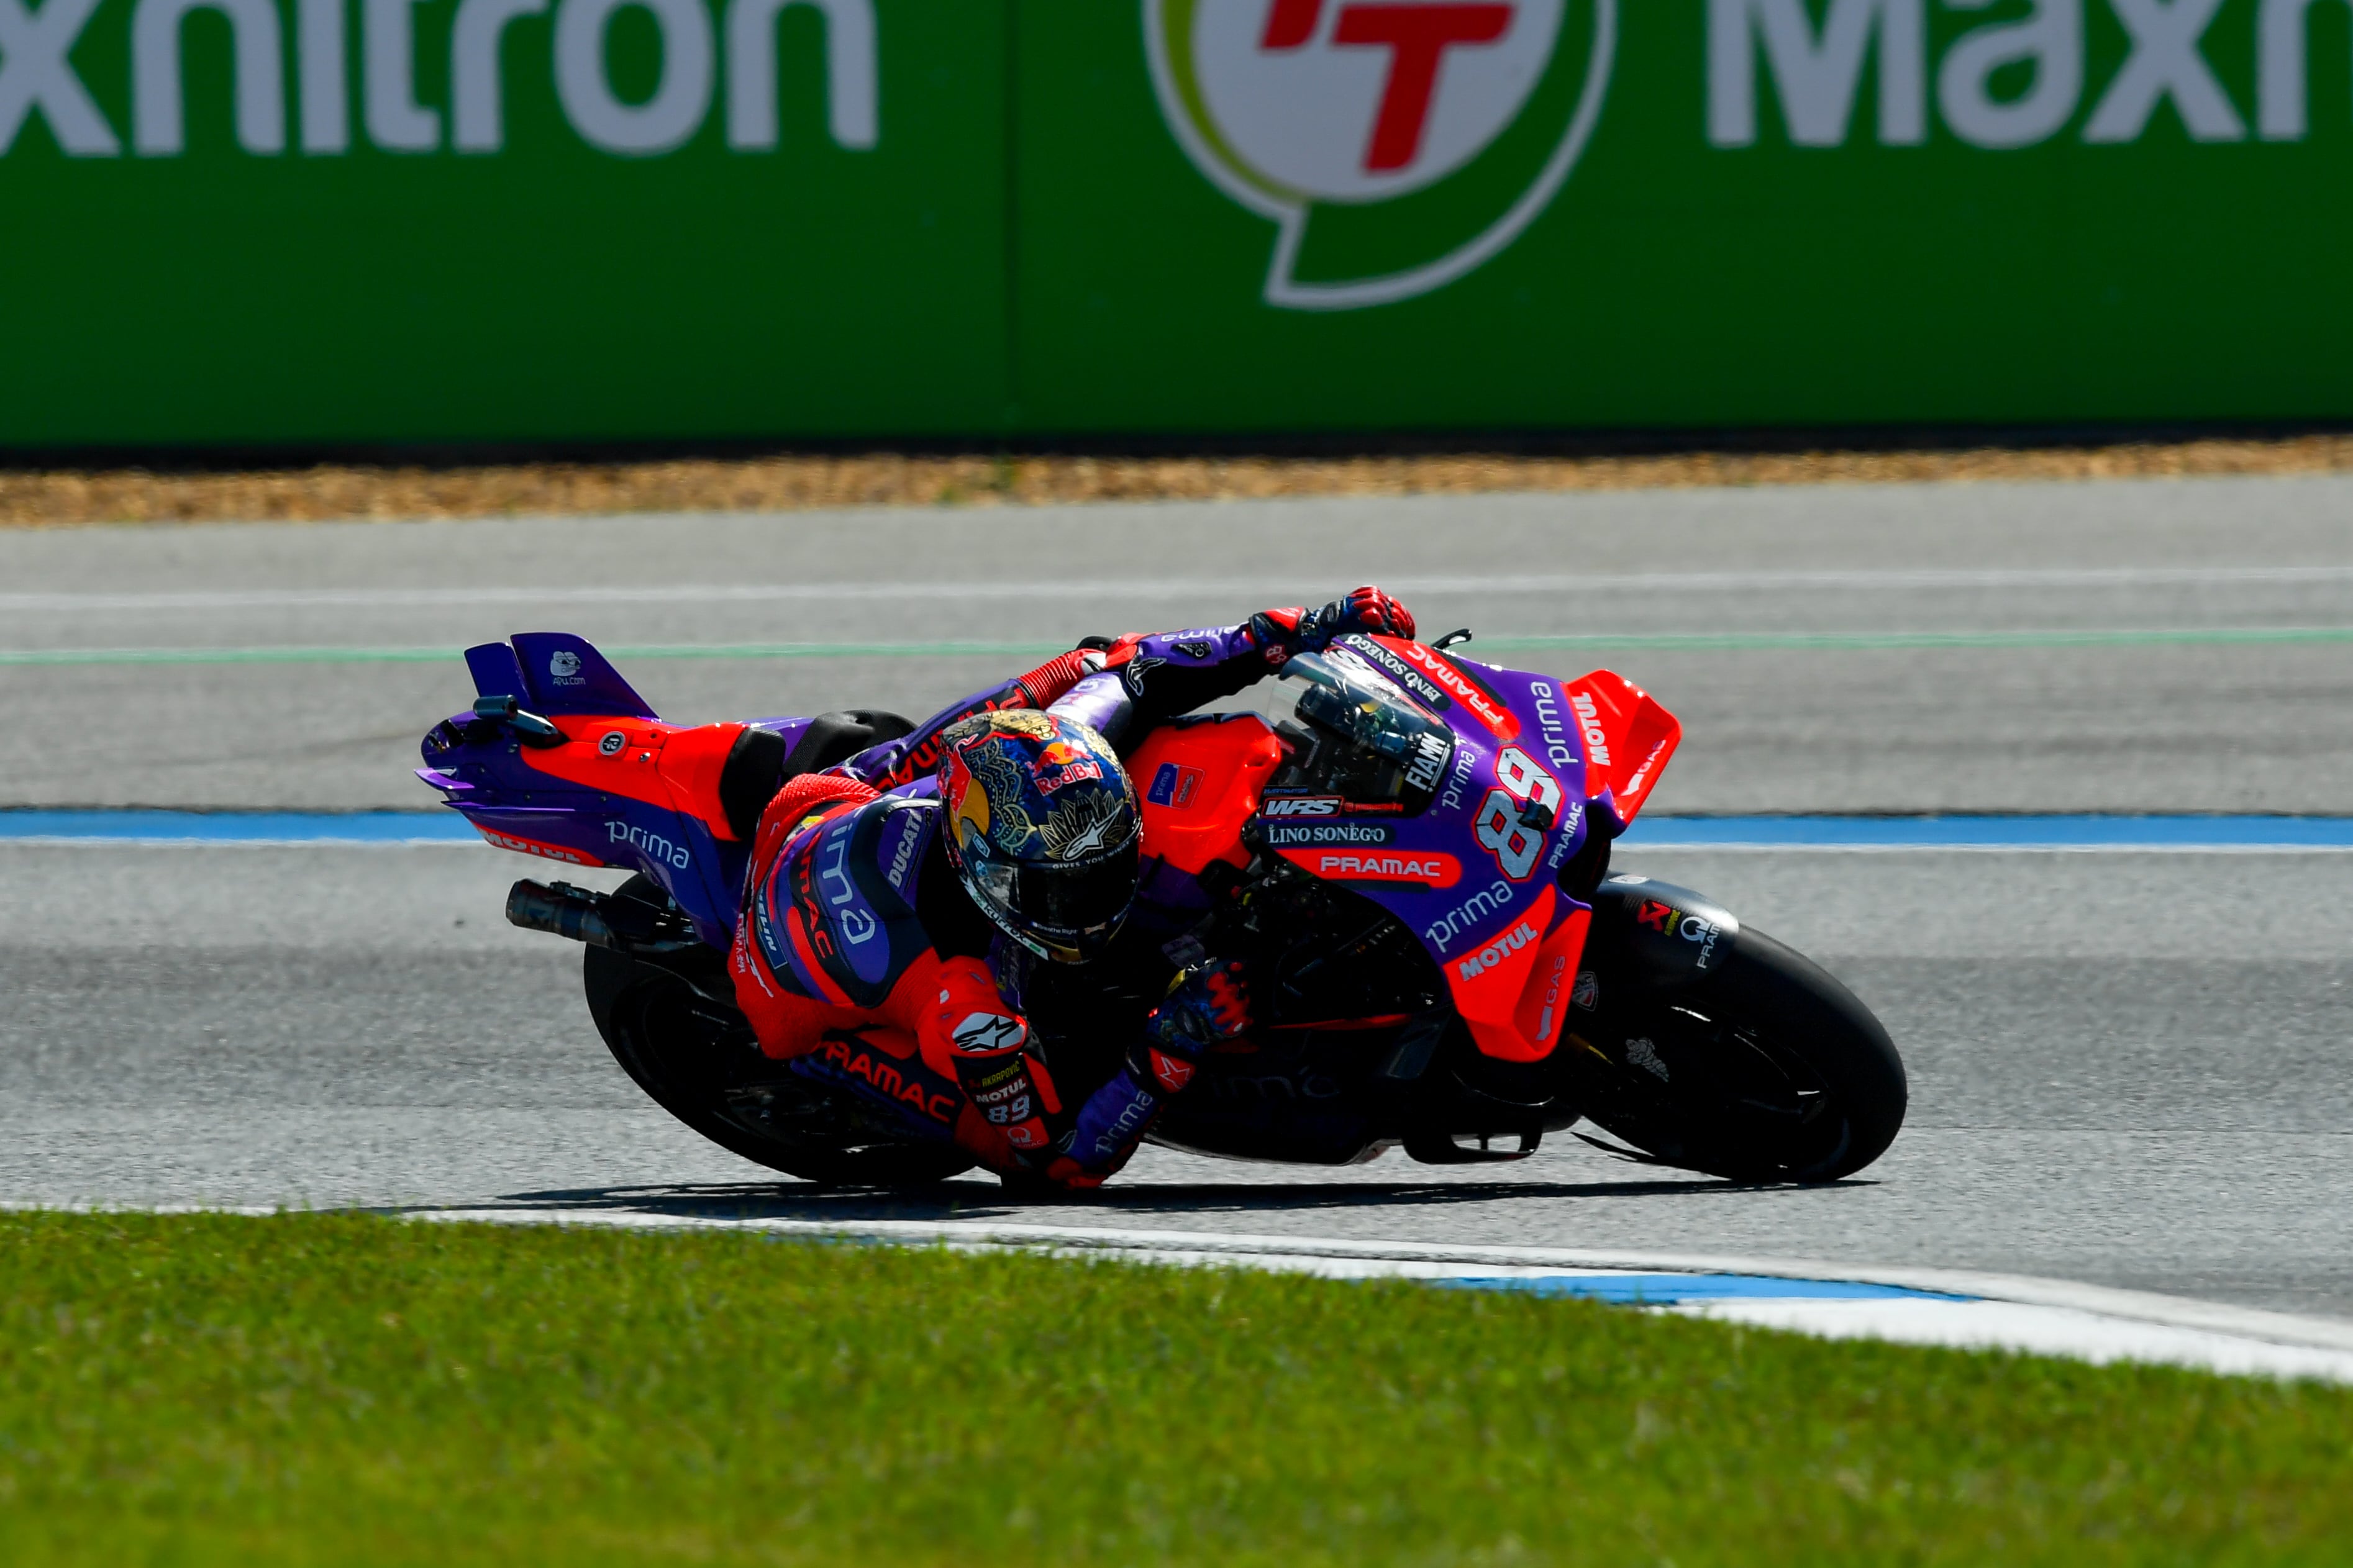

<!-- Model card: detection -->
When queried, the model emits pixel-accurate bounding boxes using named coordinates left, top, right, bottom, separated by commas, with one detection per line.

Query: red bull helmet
left=936, top=710, right=1140, bottom=963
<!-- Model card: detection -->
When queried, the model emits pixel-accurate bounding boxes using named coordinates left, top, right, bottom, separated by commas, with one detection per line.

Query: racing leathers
left=725, top=588, right=1416, bottom=1185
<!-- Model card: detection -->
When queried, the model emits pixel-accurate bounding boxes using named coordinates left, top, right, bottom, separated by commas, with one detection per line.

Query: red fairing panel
left=518, top=715, right=750, bottom=841
left=1129, top=717, right=1283, bottom=877
left=1565, top=670, right=1681, bottom=827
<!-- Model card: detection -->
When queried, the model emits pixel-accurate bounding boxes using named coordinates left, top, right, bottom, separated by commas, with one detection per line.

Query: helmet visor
left=967, top=838, right=1140, bottom=952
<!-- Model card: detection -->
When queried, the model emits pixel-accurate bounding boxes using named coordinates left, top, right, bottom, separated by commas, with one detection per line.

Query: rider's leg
left=785, top=1026, right=965, bottom=1143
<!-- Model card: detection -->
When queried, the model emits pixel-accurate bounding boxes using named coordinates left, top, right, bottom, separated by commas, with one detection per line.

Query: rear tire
left=1574, top=928, right=1906, bottom=1183
left=583, top=879, right=975, bottom=1189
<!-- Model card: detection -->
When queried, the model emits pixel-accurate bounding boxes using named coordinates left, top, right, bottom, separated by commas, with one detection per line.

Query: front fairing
left=1281, top=641, right=1601, bottom=1063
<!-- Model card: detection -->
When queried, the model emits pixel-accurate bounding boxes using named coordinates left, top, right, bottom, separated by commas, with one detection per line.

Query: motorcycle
left=417, top=630, right=1906, bottom=1188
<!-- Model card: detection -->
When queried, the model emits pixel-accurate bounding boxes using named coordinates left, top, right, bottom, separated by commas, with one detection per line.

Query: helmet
left=935, top=710, right=1141, bottom=964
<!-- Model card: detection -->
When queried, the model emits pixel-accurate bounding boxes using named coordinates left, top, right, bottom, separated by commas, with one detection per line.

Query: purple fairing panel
left=509, top=632, right=659, bottom=718
left=744, top=716, right=813, bottom=747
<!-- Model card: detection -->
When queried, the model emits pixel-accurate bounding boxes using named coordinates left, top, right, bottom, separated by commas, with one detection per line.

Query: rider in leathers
left=727, top=587, right=1418, bottom=1189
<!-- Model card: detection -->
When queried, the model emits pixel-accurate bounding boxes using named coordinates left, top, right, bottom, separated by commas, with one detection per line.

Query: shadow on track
left=421, top=1171, right=1867, bottom=1226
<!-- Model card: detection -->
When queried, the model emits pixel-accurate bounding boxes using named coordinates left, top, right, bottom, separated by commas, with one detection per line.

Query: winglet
left=1565, top=670, right=1681, bottom=828
left=508, top=633, right=659, bottom=719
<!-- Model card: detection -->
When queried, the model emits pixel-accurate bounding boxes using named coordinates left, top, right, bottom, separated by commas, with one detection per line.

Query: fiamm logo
left=1145, top=0, right=1616, bottom=309
left=0, top=0, right=874, bottom=158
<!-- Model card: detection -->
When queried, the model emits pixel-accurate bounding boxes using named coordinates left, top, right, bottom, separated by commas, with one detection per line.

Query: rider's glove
left=1249, top=586, right=1418, bottom=663
left=1044, top=960, right=1249, bottom=1189
left=1142, top=958, right=1252, bottom=1072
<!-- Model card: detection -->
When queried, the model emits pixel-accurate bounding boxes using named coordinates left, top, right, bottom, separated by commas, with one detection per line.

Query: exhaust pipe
left=506, top=879, right=626, bottom=948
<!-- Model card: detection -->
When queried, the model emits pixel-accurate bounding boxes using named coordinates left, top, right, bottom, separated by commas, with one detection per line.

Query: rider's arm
left=1050, top=588, right=1418, bottom=753
left=1046, top=959, right=1251, bottom=1189
left=917, top=953, right=1057, bottom=1168
left=838, top=587, right=1413, bottom=777
left=833, top=647, right=1101, bottom=791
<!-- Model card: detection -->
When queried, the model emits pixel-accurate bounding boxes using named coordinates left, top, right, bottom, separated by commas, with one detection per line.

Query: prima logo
left=819, top=823, right=878, bottom=945
left=608, top=818, right=689, bottom=869
left=1145, top=0, right=1616, bottom=308
left=1422, top=876, right=1513, bottom=952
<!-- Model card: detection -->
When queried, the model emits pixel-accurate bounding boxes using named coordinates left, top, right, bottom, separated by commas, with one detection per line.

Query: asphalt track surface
left=4, top=475, right=2351, bottom=1320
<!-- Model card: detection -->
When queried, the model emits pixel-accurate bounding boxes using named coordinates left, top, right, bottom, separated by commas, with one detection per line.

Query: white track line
left=7, top=564, right=2353, bottom=614
left=404, top=1212, right=2353, bottom=1382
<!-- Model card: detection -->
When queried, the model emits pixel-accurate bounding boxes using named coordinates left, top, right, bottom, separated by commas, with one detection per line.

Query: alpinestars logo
left=1146, top=0, right=1616, bottom=309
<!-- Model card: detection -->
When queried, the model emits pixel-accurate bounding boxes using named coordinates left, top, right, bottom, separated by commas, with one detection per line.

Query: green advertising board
left=2, top=0, right=2348, bottom=442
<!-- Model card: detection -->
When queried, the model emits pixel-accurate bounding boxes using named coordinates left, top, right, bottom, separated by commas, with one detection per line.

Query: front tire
left=1571, top=928, right=1906, bottom=1183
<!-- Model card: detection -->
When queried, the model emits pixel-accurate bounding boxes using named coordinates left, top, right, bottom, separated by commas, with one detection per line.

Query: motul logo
left=1570, top=691, right=1613, bottom=767
left=1456, top=918, right=1537, bottom=979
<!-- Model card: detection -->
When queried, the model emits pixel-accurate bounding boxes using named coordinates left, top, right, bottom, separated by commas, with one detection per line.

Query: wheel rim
left=1611, top=1001, right=1854, bottom=1178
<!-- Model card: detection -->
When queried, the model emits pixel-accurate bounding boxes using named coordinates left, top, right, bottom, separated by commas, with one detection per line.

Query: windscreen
left=1272, top=649, right=1459, bottom=807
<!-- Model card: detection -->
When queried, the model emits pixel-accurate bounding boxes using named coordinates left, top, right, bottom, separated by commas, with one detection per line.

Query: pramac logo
left=1146, top=0, right=1616, bottom=309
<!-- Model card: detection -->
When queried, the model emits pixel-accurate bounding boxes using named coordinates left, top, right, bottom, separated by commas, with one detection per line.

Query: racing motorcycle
left=417, top=631, right=1906, bottom=1188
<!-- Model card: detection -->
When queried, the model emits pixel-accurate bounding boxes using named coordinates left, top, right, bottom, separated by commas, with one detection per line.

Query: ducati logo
left=1145, top=0, right=1616, bottom=309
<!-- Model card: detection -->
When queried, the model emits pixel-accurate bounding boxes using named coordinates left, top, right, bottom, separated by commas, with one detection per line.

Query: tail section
left=468, top=633, right=659, bottom=720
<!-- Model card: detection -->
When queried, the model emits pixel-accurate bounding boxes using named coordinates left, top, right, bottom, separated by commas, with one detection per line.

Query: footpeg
left=1401, top=1128, right=1541, bottom=1165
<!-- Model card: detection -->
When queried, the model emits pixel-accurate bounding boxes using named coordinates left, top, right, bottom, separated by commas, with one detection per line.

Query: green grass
left=1, top=1213, right=2348, bottom=1566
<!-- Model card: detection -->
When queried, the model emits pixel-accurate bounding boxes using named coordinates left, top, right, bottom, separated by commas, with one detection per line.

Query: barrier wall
left=3, top=0, right=2348, bottom=442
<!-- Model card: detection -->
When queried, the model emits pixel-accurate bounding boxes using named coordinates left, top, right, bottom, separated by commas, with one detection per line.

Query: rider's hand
left=1250, top=586, right=1418, bottom=661
left=1028, top=962, right=1249, bottom=1194
left=1148, top=959, right=1252, bottom=1054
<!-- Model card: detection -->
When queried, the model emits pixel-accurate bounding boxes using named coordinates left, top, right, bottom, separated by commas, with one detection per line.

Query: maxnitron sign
left=1148, top=0, right=2352, bottom=309
left=0, top=0, right=874, bottom=155
left=1710, top=0, right=2342, bottom=147
left=0, top=0, right=2346, bottom=442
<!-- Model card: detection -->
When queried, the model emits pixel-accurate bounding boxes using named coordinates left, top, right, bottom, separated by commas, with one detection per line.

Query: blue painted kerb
left=1440, top=1273, right=1969, bottom=1304
left=0, top=810, right=479, bottom=843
